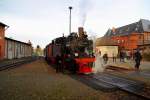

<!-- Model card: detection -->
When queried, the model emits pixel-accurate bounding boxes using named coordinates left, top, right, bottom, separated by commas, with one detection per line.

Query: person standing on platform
left=55, top=55, right=62, bottom=73
left=134, top=49, right=142, bottom=70
left=70, top=54, right=77, bottom=74
left=120, top=51, right=126, bottom=62
left=60, top=54, right=64, bottom=73
left=120, top=51, right=123, bottom=62
left=112, top=52, right=117, bottom=62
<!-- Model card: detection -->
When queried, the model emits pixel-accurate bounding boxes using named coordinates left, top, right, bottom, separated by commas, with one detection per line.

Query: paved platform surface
left=0, top=59, right=146, bottom=100
left=105, top=58, right=150, bottom=82
left=106, top=58, right=150, bottom=71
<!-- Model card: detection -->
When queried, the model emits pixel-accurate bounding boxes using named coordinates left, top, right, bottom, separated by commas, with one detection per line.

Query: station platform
left=106, top=58, right=150, bottom=71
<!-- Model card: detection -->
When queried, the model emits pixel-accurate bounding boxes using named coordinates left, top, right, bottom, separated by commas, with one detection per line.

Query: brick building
left=104, top=19, right=150, bottom=54
left=0, top=22, right=8, bottom=60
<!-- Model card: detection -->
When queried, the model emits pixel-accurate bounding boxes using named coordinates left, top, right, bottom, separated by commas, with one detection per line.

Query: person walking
left=134, top=49, right=142, bottom=70
left=103, top=53, right=108, bottom=64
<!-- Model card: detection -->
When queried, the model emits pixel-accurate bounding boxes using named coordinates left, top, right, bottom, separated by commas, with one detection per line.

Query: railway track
left=94, top=73, right=149, bottom=100
left=105, top=65, right=134, bottom=71
left=72, top=73, right=150, bottom=100
left=104, top=67, right=150, bottom=100
left=0, top=57, right=37, bottom=71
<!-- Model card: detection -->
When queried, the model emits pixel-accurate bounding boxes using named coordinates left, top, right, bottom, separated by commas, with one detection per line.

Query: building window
left=117, top=40, right=120, bottom=43
left=126, top=27, right=130, bottom=31
left=119, top=30, right=122, bottom=33
left=139, top=36, right=142, bottom=39
left=148, top=25, right=150, bottom=29
left=126, top=43, right=128, bottom=46
left=136, top=24, right=139, bottom=28
left=113, top=32, right=116, bottom=35
left=135, top=27, right=138, bottom=31
left=148, top=34, right=150, bottom=40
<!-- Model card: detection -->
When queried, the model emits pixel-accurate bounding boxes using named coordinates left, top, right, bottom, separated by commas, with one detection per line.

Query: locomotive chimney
left=78, top=27, right=84, bottom=37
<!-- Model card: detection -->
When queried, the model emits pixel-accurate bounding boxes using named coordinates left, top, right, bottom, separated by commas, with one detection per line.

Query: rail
left=0, top=57, right=37, bottom=71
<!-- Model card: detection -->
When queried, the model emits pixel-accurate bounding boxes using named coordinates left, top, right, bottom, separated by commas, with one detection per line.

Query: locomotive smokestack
left=78, top=27, right=84, bottom=37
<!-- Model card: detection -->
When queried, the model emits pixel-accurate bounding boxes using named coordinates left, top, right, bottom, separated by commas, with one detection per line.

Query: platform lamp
left=68, top=6, right=73, bottom=35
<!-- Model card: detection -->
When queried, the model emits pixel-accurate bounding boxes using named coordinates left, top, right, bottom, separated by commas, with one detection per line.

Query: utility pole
left=68, top=6, right=72, bottom=35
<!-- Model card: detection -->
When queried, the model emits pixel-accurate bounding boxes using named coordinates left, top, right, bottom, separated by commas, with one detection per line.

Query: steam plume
left=79, top=0, right=91, bottom=27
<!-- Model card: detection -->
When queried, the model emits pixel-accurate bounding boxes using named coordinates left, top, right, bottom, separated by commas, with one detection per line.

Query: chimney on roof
left=28, top=40, right=32, bottom=45
left=112, top=27, right=116, bottom=33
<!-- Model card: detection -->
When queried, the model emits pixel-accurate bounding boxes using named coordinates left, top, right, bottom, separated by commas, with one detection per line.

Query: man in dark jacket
left=103, top=53, right=108, bottom=64
left=134, top=49, right=142, bottom=70
left=67, top=54, right=77, bottom=74
left=55, top=55, right=62, bottom=73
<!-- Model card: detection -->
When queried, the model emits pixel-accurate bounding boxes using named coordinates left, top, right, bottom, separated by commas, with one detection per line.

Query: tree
left=35, top=45, right=43, bottom=56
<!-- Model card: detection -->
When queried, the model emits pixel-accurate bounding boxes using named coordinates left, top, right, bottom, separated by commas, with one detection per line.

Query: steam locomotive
left=45, top=27, right=95, bottom=74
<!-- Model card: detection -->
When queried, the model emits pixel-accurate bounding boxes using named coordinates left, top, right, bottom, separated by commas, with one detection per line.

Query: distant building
left=4, top=37, right=33, bottom=59
left=104, top=19, right=150, bottom=54
left=96, top=37, right=118, bottom=57
left=0, top=22, right=33, bottom=60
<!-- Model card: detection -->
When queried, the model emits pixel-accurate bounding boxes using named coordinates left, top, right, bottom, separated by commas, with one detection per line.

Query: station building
left=0, top=22, right=33, bottom=60
left=96, top=37, right=119, bottom=57
left=104, top=19, right=150, bottom=54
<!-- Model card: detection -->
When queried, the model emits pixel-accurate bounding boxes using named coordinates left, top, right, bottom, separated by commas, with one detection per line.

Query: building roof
left=5, top=37, right=31, bottom=46
left=105, top=19, right=150, bottom=37
left=0, top=22, right=8, bottom=27
left=96, top=37, right=118, bottom=46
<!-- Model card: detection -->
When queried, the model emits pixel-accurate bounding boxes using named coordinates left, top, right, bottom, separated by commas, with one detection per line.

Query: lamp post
left=68, top=6, right=72, bottom=35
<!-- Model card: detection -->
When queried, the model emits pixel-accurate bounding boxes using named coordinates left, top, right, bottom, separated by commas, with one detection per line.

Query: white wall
left=96, top=46, right=118, bottom=57
left=5, top=39, right=32, bottom=59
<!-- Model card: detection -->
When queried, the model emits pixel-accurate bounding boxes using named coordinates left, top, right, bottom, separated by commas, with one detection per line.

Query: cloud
left=85, top=0, right=145, bottom=35
left=0, top=0, right=150, bottom=48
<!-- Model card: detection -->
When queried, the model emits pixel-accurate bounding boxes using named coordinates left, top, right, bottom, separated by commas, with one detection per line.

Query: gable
left=141, top=19, right=150, bottom=32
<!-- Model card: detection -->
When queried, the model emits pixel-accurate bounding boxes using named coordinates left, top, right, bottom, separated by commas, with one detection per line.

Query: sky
left=0, top=0, right=150, bottom=48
